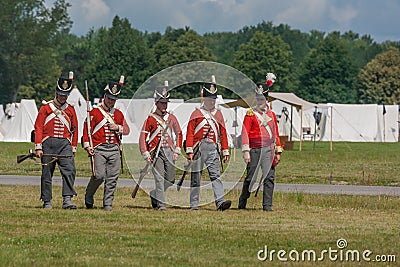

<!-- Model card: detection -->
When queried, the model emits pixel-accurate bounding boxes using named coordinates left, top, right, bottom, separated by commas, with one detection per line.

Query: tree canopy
left=355, top=46, right=400, bottom=104
left=1, top=4, right=400, bottom=106
left=0, top=0, right=72, bottom=104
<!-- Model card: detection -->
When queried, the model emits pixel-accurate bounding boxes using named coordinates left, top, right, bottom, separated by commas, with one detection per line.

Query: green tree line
left=1, top=0, right=400, bottom=106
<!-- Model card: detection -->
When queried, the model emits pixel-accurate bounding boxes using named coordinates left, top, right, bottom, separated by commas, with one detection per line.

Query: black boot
left=238, top=181, right=250, bottom=209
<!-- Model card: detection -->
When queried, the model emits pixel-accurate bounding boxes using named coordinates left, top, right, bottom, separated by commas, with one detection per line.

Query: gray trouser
left=150, top=148, right=176, bottom=209
left=40, top=137, right=76, bottom=201
left=190, top=141, right=225, bottom=208
left=239, top=147, right=273, bottom=208
left=85, top=144, right=120, bottom=207
left=263, top=166, right=275, bottom=208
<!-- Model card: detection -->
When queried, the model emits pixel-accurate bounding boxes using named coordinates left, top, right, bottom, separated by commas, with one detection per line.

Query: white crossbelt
left=147, top=113, right=171, bottom=144
left=195, top=108, right=219, bottom=143
left=92, top=106, right=116, bottom=135
left=45, top=102, right=71, bottom=133
left=254, top=111, right=273, bottom=138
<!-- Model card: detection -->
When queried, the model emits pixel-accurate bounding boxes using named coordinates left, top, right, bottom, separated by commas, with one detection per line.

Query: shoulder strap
left=47, top=102, right=71, bottom=133
left=254, top=111, right=273, bottom=138
left=197, top=108, right=219, bottom=142
left=148, top=113, right=174, bottom=144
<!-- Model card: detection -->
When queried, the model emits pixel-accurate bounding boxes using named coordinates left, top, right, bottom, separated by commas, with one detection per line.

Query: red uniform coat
left=82, top=105, right=130, bottom=149
left=241, top=106, right=282, bottom=156
left=34, top=101, right=78, bottom=152
left=185, top=107, right=229, bottom=156
left=139, top=112, right=183, bottom=158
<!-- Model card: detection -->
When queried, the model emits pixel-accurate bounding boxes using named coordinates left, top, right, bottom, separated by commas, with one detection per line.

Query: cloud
left=273, top=0, right=329, bottom=30
left=68, top=0, right=111, bottom=35
left=329, top=4, right=358, bottom=29
left=81, top=0, right=110, bottom=21
left=61, top=0, right=399, bottom=42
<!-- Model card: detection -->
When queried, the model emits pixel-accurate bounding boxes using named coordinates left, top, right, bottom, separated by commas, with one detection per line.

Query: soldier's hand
left=173, top=152, right=179, bottom=161
left=36, top=149, right=43, bottom=158
left=107, top=122, right=119, bottom=131
left=275, top=153, right=281, bottom=165
left=146, top=155, right=153, bottom=163
left=85, top=146, right=95, bottom=156
left=187, top=153, right=194, bottom=161
left=223, top=155, right=229, bottom=163
left=243, top=151, right=250, bottom=164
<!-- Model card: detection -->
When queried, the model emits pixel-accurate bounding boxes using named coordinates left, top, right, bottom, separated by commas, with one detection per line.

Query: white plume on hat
left=266, top=73, right=276, bottom=83
left=119, top=75, right=124, bottom=86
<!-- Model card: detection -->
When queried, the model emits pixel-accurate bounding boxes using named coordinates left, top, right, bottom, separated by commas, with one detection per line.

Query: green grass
left=6, top=141, right=400, bottom=186
left=0, top=185, right=399, bottom=266
left=1, top=141, right=400, bottom=266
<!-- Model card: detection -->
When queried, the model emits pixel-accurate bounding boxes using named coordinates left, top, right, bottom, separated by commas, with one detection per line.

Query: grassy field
left=0, top=185, right=399, bottom=266
left=6, top=141, right=400, bottom=186
left=1, top=141, right=399, bottom=266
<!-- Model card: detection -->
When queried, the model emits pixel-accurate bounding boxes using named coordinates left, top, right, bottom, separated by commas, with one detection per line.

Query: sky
left=56, top=0, right=400, bottom=43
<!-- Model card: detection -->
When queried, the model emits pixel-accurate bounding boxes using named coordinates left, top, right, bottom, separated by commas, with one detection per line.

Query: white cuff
left=35, top=144, right=42, bottom=150
left=174, top=147, right=181, bottom=155
left=241, top=144, right=250, bottom=152
left=83, top=142, right=90, bottom=149
left=222, top=149, right=229, bottom=156
left=142, top=151, right=150, bottom=160
left=186, top=147, right=193, bottom=154
left=72, top=146, right=77, bottom=153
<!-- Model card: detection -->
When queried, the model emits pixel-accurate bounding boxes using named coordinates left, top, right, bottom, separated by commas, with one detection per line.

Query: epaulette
left=246, top=108, right=254, bottom=116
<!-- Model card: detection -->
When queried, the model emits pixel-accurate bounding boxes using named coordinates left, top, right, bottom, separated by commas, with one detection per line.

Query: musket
left=176, top=142, right=200, bottom=191
left=254, top=182, right=262, bottom=197
left=130, top=160, right=151, bottom=199
left=131, top=118, right=170, bottom=198
left=17, top=149, right=71, bottom=164
left=85, top=80, right=96, bottom=177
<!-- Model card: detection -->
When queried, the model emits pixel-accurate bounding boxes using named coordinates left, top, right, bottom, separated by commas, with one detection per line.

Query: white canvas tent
left=0, top=99, right=38, bottom=142
left=0, top=104, right=4, bottom=121
left=115, top=98, right=158, bottom=143
left=67, top=87, right=88, bottom=141
left=317, top=103, right=398, bottom=142
left=272, top=102, right=399, bottom=143
left=0, top=104, right=4, bottom=140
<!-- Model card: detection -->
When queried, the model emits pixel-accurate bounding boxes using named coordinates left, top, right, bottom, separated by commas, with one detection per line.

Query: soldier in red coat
left=139, top=81, right=183, bottom=210
left=185, top=75, right=231, bottom=211
left=34, top=72, right=78, bottom=209
left=82, top=76, right=130, bottom=211
left=238, top=73, right=283, bottom=211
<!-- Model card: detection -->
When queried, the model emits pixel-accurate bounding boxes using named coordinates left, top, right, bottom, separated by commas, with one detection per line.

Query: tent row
left=1, top=88, right=398, bottom=145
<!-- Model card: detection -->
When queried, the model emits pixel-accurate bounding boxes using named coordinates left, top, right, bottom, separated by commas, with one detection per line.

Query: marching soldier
left=185, top=75, right=231, bottom=211
left=34, top=72, right=78, bottom=209
left=82, top=76, right=130, bottom=211
left=139, top=81, right=183, bottom=210
left=238, top=73, right=283, bottom=211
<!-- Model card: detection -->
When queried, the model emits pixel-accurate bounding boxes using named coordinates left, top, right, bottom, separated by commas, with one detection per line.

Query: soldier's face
left=203, top=97, right=216, bottom=110
left=156, top=101, right=168, bottom=113
left=104, top=95, right=116, bottom=109
left=256, top=98, right=267, bottom=109
left=56, top=93, right=68, bottom=104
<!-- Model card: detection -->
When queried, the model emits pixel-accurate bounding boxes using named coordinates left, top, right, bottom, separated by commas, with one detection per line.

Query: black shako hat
left=154, top=81, right=170, bottom=103
left=56, top=71, right=74, bottom=96
left=104, top=75, right=124, bottom=100
left=202, top=75, right=218, bottom=99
